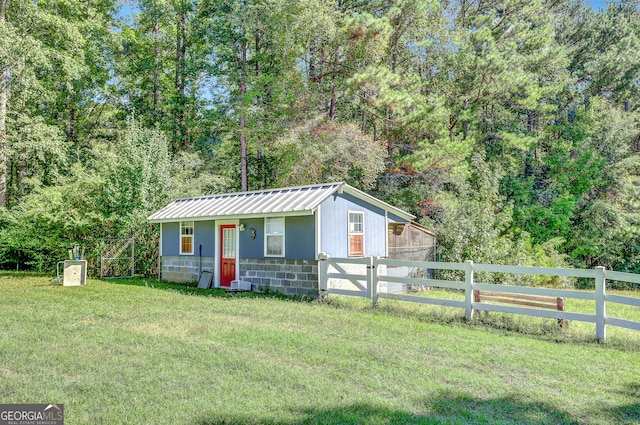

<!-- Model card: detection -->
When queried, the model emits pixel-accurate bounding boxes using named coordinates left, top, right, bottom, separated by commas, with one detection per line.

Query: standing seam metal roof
left=147, top=182, right=415, bottom=222
left=147, top=182, right=343, bottom=222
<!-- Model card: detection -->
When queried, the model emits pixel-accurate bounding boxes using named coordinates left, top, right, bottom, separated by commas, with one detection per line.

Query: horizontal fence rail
left=318, top=254, right=640, bottom=343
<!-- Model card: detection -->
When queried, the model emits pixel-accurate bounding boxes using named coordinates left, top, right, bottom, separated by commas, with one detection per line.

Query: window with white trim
left=348, top=211, right=364, bottom=256
left=180, top=221, right=194, bottom=255
left=265, top=217, right=285, bottom=257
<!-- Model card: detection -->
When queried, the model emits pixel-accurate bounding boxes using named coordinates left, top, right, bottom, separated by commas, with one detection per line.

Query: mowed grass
left=0, top=274, right=639, bottom=424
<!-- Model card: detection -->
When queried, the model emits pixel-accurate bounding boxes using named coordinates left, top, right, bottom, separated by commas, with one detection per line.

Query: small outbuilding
left=147, top=182, right=429, bottom=297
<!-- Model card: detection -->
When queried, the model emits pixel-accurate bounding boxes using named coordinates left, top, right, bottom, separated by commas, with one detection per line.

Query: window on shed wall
left=180, top=221, right=194, bottom=255
left=348, top=211, right=364, bottom=256
left=265, top=217, right=284, bottom=257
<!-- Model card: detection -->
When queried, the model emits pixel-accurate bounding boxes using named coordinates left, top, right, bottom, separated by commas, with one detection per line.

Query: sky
left=115, top=0, right=616, bottom=28
left=588, top=0, right=610, bottom=10
left=118, top=0, right=614, bottom=18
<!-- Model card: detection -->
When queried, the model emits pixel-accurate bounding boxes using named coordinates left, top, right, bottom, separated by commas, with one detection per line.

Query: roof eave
left=147, top=209, right=315, bottom=223
left=340, top=184, right=415, bottom=221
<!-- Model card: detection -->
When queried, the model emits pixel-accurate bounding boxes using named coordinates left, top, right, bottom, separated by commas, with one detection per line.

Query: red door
left=220, top=225, right=236, bottom=287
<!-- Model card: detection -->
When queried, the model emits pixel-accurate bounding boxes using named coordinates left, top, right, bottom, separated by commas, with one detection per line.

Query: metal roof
left=147, top=182, right=414, bottom=222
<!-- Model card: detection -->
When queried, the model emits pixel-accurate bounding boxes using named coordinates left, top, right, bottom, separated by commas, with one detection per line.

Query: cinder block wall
left=238, top=258, right=319, bottom=297
left=160, top=256, right=319, bottom=297
left=161, top=256, right=215, bottom=283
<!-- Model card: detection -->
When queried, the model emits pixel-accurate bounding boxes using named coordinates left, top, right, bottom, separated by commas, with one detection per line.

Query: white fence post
left=595, top=266, right=606, bottom=343
left=370, top=256, right=379, bottom=306
left=465, top=260, right=474, bottom=320
left=318, top=252, right=329, bottom=298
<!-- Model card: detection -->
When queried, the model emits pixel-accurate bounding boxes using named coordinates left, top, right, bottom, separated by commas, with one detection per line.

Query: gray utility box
left=63, top=260, right=87, bottom=286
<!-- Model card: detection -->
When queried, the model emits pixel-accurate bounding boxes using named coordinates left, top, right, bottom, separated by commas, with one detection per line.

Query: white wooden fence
left=317, top=254, right=640, bottom=343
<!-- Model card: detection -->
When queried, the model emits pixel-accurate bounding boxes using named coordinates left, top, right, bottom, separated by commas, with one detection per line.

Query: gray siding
left=238, top=216, right=315, bottom=260
left=319, top=193, right=388, bottom=257
left=161, top=220, right=216, bottom=257
left=239, top=218, right=264, bottom=258
left=162, top=222, right=180, bottom=256
left=285, top=216, right=315, bottom=260
left=195, top=221, right=216, bottom=256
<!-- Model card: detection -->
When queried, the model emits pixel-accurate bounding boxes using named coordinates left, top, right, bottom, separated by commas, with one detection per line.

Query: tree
left=102, top=118, right=172, bottom=216
left=564, top=0, right=640, bottom=109
left=423, top=154, right=567, bottom=284
left=0, top=0, right=118, bottom=206
left=204, top=0, right=313, bottom=190
left=115, top=0, right=209, bottom=152
left=271, top=117, right=387, bottom=189
left=0, top=0, right=8, bottom=206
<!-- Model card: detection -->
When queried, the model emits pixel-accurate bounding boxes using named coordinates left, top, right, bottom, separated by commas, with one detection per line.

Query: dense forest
left=0, top=0, right=638, bottom=278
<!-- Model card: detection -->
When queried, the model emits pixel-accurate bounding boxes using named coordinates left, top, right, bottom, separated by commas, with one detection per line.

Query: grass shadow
left=622, top=382, right=640, bottom=397
left=99, top=276, right=301, bottom=301
left=606, top=382, right=640, bottom=424
left=195, top=392, right=584, bottom=424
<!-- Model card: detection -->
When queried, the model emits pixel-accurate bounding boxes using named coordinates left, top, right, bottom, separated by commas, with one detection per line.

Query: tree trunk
left=328, top=45, right=338, bottom=120
left=308, top=42, right=315, bottom=82
left=67, top=95, right=77, bottom=142
left=152, top=17, right=160, bottom=122
left=174, top=3, right=186, bottom=151
left=18, top=133, right=24, bottom=199
left=361, top=90, right=367, bottom=133
left=240, top=41, right=248, bottom=191
left=255, top=31, right=261, bottom=76
left=391, top=47, right=398, bottom=74
left=0, top=0, right=9, bottom=207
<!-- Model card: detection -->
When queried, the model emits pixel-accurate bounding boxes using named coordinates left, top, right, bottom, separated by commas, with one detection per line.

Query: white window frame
left=180, top=221, right=194, bottom=255
left=348, top=211, right=365, bottom=257
left=264, top=217, right=285, bottom=257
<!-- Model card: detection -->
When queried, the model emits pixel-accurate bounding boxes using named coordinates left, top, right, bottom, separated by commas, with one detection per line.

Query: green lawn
left=1, top=274, right=639, bottom=425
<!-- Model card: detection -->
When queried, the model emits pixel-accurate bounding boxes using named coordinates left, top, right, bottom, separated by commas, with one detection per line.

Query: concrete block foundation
left=160, top=256, right=319, bottom=297
left=239, top=258, right=319, bottom=298
left=161, top=256, right=215, bottom=283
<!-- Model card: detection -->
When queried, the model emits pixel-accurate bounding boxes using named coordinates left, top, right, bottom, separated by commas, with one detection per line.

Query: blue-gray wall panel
left=161, top=220, right=215, bottom=257
left=285, top=215, right=315, bottom=260
left=238, top=216, right=315, bottom=260
left=320, top=193, right=387, bottom=257
left=194, top=221, right=216, bottom=257
left=162, top=222, right=180, bottom=256
left=239, top=218, right=264, bottom=258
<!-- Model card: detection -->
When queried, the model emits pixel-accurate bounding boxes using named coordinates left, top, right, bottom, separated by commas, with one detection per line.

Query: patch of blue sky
left=589, top=0, right=618, bottom=10
left=116, top=0, right=139, bottom=27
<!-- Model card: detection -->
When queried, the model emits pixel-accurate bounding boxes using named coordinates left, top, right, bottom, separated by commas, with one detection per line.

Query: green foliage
left=566, top=0, right=640, bottom=106
left=102, top=118, right=171, bottom=215
left=272, top=117, right=387, bottom=189
left=0, top=164, right=108, bottom=271
left=501, top=95, right=640, bottom=270
left=423, top=156, right=567, bottom=284
left=169, top=150, right=233, bottom=198
left=0, top=120, right=176, bottom=273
